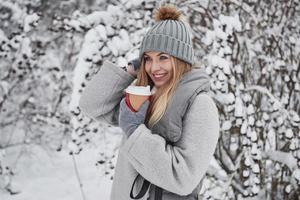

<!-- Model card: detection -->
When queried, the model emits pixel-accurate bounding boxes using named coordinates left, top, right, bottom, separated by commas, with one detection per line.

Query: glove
left=118, top=97, right=150, bottom=137
left=126, top=58, right=141, bottom=78
left=128, top=58, right=141, bottom=71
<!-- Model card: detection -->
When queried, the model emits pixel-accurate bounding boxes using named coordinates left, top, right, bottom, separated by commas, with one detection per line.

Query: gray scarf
left=150, top=67, right=211, bottom=143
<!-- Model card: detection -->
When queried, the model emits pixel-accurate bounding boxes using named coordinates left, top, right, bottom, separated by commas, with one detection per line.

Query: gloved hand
left=128, top=58, right=141, bottom=71
left=118, top=97, right=150, bottom=137
left=126, top=58, right=141, bottom=78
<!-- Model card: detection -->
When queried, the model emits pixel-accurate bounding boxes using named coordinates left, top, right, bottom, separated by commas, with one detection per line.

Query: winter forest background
left=0, top=0, right=299, bottom=199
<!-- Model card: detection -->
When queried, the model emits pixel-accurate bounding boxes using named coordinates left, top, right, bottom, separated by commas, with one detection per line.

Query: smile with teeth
left=153, top=73, right=167, bottom=78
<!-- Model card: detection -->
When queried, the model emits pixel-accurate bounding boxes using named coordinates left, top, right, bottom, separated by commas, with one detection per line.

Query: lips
left=152, top=73, right=167, bottom=81
left=153, top=73, right=167, bottom=78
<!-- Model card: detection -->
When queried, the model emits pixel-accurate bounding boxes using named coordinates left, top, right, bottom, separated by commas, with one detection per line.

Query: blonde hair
left=135, top=56, right=192, bottom=128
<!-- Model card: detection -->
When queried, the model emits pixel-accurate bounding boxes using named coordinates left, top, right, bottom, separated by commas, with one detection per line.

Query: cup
left=125, top=85, right=152, bottom=112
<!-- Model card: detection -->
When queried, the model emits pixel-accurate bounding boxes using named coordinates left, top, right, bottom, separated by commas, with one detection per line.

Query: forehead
left=144, top=51, right=169, bottom=57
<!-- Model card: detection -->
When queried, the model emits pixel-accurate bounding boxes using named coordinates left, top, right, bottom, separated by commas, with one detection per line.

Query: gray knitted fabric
left=139, top=19, right=194, bottom=65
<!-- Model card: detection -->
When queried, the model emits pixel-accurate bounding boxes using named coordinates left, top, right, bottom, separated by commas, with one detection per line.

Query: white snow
left=230, top=143, right=239, bottom=151
left=266, top=128, right=276, bottom=150
left=244, top=157, right=251, bottom=167
left=0, top=146, right=113, bottom=200
left=251, top=185, right=260, bottom=194
left=263, top=150, right=297, bottom=171
left=243, top=170, right=250, bottom=177
left=209, top=55, right=231, bottom=72
left=290, top=110, right=300, bottom=124
left=243, top=180, right=249, bottom=186
left=285, top=184, right=291, bottom=193
left=284, top=129, right=294, bottom=139
left=0, top=1, right=24, bottom=22
left=217, top=72, right=226, bottom=81
left=116, top=56, right=128, bottom=67
left=262, top=112, right=269, bottom=121
left=249, top=131, right=257, bottom=142
left=253, top=177, right=260, bottom=184
left=234, top=96, right=243, bottom=117
left=222, top=120, right=232, bottom=131
left=23, top=13, right=40, bottom=32
left=251, top=144, right=261, bottom=159
left=219, top=14, right=242, bottom=32
left=289, top=139, right=297, bottom=150
left=293, top=169, right=300, bottom=183
left=234, top=64, right=243, bottom=74
left=248, top=116, right=255, bottom=126
left=247, top=104, right=255, bottom=115
left=252, top=163, right=260, bottom=173
left=107, top=30, right=133, bottom=56
left=69, top=26, right=104, bottom=113
left=94, top=25, right=108, bottom=40
left=294, top=82, right=300, bottom=91
left=241, top=120, right=248, bottom=134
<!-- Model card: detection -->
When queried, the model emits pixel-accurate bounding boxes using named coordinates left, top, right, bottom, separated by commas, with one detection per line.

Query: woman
left=79, top=5, right=220, bottom=200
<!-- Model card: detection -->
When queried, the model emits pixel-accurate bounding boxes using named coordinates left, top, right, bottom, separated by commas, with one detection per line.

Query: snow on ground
left=0, top=145, right=114, bottom=200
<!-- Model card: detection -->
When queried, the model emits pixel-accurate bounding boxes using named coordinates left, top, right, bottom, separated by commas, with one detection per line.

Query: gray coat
left=79, top=60, right=220, bottom=200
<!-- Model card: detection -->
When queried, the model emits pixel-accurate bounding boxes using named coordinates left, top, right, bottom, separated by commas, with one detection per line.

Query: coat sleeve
left=122, top=93, right=220, bottom=195
left=79, top=60, right=134, bottom=125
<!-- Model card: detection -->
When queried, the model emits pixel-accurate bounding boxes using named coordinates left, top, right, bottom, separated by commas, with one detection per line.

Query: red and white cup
left=125, top=85, right=152, bottom=112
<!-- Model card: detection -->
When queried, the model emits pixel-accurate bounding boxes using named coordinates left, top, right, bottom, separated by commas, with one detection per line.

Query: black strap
left=130, top=175, right=163, bottom=200
left=154, top=185, right=163, bottom=200
left=130, top=175, right=150, bottom=199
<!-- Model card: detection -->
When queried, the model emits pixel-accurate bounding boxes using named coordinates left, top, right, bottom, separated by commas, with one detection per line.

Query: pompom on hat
left=139, top=5, right=194, bottom=65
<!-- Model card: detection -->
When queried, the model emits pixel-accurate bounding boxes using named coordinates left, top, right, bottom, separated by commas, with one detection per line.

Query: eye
left=144, top=56, right=151, bottom=62
left=160, top=55, right=169, bottom=60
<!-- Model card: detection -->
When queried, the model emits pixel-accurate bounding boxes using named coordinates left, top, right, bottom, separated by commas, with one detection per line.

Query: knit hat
left=139, top=5, right=194, bottom=65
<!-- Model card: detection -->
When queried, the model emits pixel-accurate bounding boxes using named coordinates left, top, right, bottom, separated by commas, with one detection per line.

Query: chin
left=154, top=81, right=167, bottom=88
left=150, top=75, right=171, bottom=88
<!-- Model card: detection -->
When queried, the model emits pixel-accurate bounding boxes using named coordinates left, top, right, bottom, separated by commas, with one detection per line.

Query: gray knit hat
left=139, top=5, right=194, bottom=65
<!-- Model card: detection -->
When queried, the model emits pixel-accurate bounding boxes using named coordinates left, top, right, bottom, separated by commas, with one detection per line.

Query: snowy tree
left=187, top=0, right=300, bottom=199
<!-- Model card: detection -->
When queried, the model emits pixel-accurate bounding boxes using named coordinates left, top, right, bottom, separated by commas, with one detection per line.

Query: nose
left=150, top=60, right=160, bottom=72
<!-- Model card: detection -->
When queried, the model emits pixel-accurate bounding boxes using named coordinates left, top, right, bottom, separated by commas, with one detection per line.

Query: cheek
left=166, top=63, right=173, bottom=73
left=145, top=65, right=151, bottom=75
left=166, top=73, right=172, bottom=82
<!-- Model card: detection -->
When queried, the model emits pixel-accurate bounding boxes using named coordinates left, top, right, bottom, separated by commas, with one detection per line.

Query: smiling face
left=143, top=51, right=173, bottom=88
